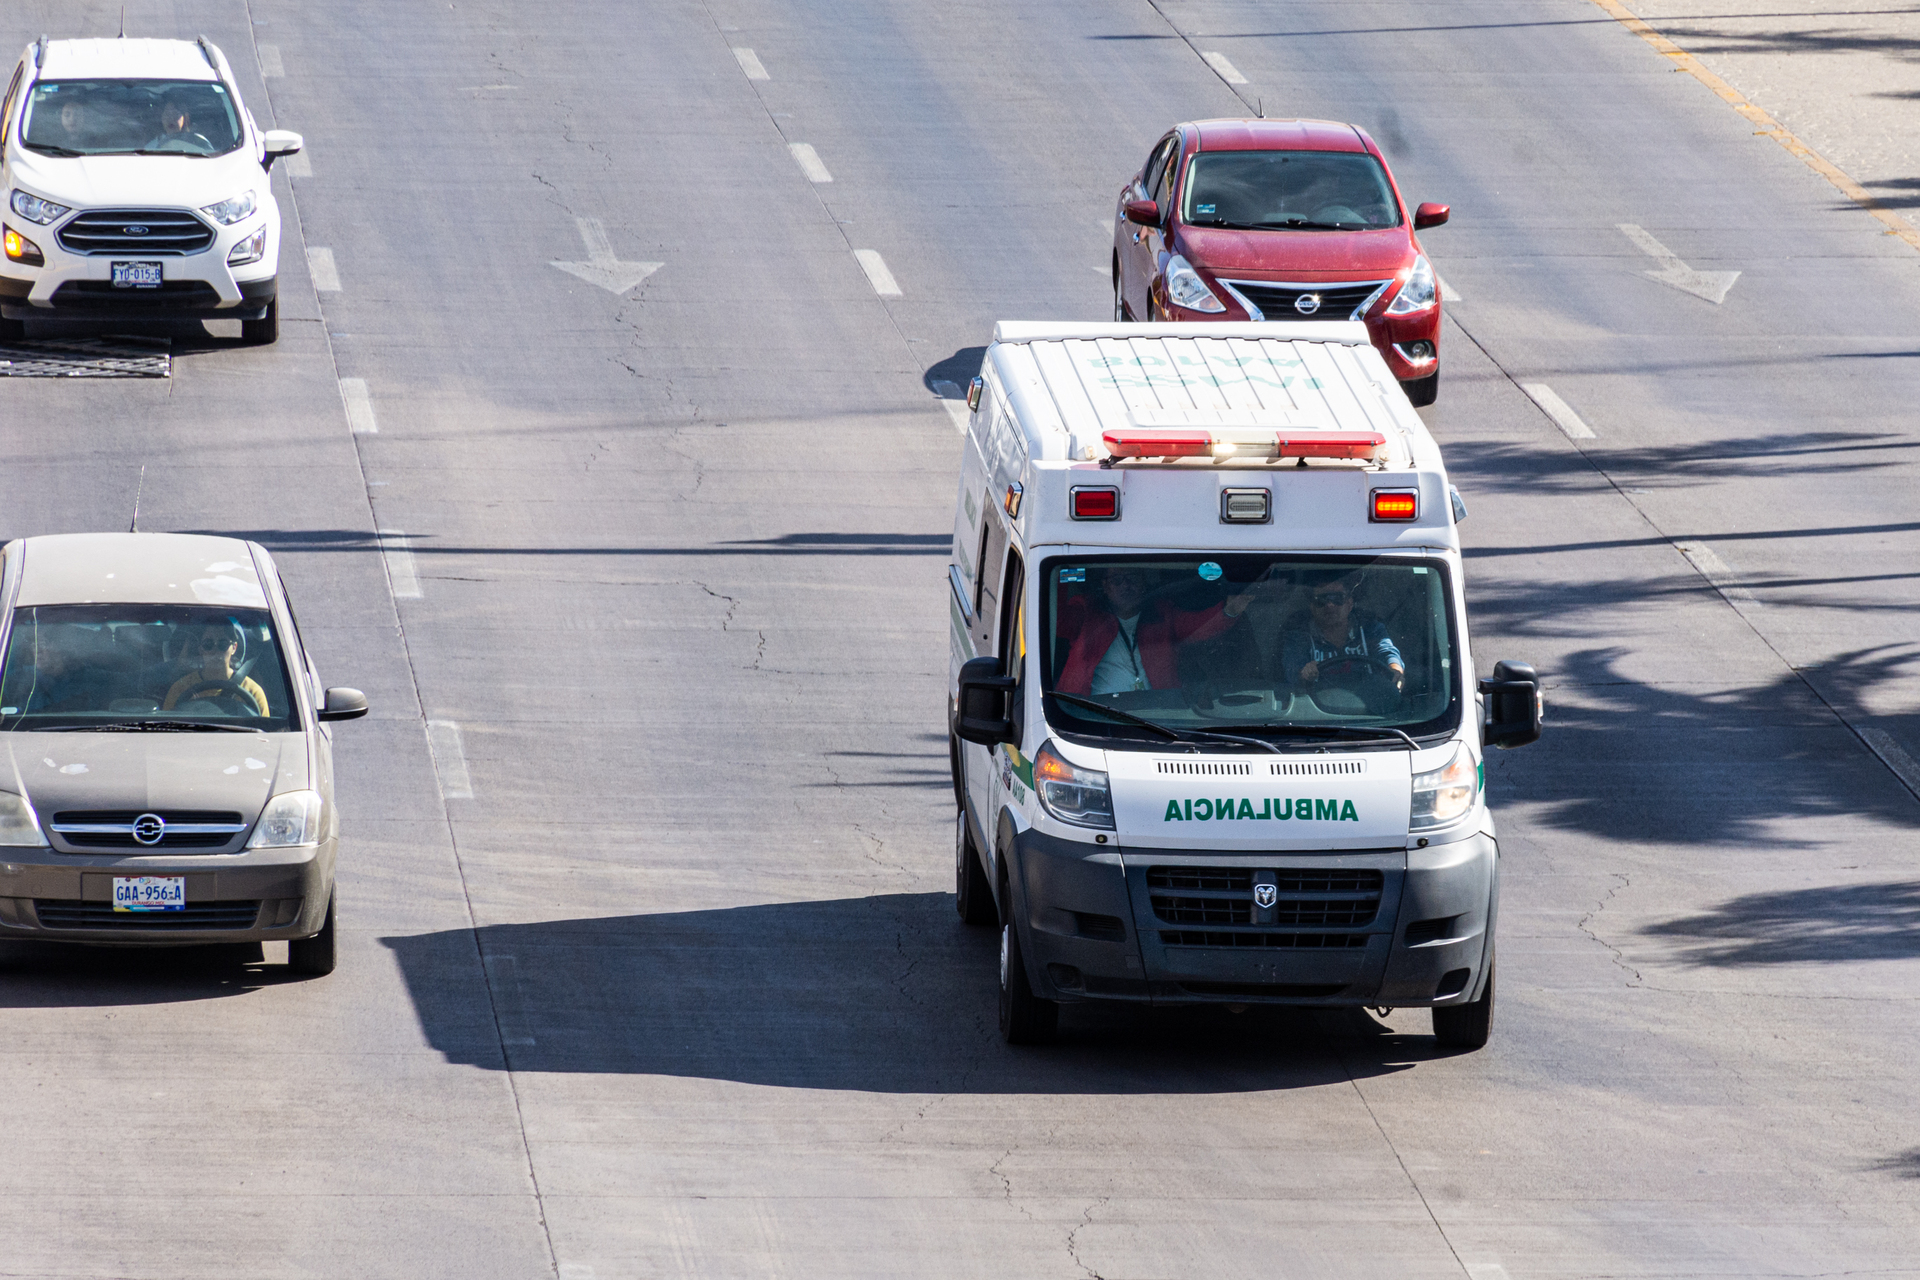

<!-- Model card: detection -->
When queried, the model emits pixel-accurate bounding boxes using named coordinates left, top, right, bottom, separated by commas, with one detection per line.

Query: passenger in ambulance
left=1056, top=565, right=1261, bottom=696
left=1281, top=572, right=1404, bottom=697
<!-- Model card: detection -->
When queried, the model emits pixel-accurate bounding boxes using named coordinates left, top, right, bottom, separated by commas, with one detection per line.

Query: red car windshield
left=1182, top=150, right=1401, bottom=231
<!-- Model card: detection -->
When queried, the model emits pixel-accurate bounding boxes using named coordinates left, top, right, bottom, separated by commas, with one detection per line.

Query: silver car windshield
left=0, top=606, right=298, bottom=731
left=1182, top=150, right=1401, bottom=231
left=22, top=80, right=243, bottom=157
left=1041, top=555, right=1458, bottom=741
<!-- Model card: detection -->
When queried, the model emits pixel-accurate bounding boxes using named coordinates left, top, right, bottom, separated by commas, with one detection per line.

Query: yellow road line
left=1588, top=0, right=1920, bottom=253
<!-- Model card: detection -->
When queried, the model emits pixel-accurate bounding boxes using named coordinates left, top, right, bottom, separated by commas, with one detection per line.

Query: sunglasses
left=1311, top=592, right=1351, bottom=606
left=198, top=637, right=235, bottom=652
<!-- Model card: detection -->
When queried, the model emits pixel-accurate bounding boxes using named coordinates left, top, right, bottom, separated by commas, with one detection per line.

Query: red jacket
left=1055, top=595, right=1235, bottom=695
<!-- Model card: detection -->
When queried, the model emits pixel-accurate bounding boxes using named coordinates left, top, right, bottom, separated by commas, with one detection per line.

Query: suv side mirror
left=1124, top=199, right=1161, bottom=227
left=1413, top=202, right=1450, bottom=230
left=261, top=129, right=304, bottom=171
left=954, top=656, right=1017, bottom=745
left=317, top=687, right=369, bottom=722
left=1478, top=661, right=1540, bottom=749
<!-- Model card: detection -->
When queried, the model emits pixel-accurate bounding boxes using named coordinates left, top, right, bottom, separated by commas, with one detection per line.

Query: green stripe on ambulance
left=1165, top=797, right=1359, bottom=822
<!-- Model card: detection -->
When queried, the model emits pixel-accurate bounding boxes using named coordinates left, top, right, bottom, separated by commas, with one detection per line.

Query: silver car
left=0, top=532, right=366, bottom=973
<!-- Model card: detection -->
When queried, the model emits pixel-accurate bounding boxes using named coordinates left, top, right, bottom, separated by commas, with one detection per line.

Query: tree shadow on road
left=1639, top=881, right=1920, bottom=966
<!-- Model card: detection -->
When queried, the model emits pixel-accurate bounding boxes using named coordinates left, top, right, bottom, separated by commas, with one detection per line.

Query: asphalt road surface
left=4, top=1, right=1920, bottom=1277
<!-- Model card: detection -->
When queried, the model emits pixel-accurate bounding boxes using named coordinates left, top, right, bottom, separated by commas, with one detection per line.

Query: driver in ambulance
left=1056, top=565, right=1261, bottom=696
left=1282, top=572, right=1404, bottom=693
left=163, top=623, right=269, bottom=715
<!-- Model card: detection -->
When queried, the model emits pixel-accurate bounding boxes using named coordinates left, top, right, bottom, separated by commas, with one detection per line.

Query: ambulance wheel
left=956, top=810, right=996, bottom=927
left=1401, top=372, right=1438, bottom=407
left=242, top=298, right=278, bottom=345
left=999, top=916, right=1057, bottom=1044
left=288, top=891, right=337, bottom=976
left=1432, top=958, right=1493, bottom=1050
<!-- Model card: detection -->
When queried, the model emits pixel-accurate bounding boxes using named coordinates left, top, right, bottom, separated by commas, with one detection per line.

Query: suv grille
left=33, top=900, right=261, bottom=930
left=51, top=810, right=247, bottom=850
left=1221, top=280, right=1391, bottom=322
left=1148, top=867, right=1384, bottom=946
left=56, top=209, right=215, bottom=256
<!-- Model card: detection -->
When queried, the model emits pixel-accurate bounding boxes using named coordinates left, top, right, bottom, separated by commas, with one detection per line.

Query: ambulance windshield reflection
left=1042, top=556, right=1458, bottom=741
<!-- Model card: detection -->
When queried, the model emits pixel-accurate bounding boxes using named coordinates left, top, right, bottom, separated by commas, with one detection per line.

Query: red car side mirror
left=1124, top=199, right=1161, bottom=227
left=1413, top=202, right=1450, bottom=230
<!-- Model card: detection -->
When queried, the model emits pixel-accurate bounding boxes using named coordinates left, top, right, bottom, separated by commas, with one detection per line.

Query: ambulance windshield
left=1041, top=555, right=1458, bottom=742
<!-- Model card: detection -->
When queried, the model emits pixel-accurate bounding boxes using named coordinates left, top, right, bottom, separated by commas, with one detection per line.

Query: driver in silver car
left=162, top=623, right=268, bottom=715
left=1282, top=572, right=1404, bottom=694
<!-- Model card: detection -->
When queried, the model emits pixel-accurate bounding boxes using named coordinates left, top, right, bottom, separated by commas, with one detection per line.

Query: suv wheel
left=999, top=911, right=1057, bottom=1044
left=288, top=891, right=337, bottom=976
left=1401, top=372, right=1438, bottom=407
left=241, top=297, right=278, bottom=345
left=1432, top=957, right=1493, bottom=1050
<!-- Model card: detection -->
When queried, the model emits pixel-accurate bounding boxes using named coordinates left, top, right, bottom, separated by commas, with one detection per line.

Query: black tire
left=241, top=297, right=278, bottom=345
left=955, top=810, right=997, bottom=927
left=0, top=315, right=26, bottom=341
left=949, top=733, right=966, bottom=810
left=288, top=891, right=337, bottom=976
left=999, top=912, right=1057, bottom=1044
left=1113, top=268, right=1128, bottom=322
left=1401, top=372, right=1438, bottom=407
left=1432, top=957, right=1493, bottom=1050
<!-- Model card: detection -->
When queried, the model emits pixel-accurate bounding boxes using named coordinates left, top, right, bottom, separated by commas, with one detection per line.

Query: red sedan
left=1112, top=118, right=1450, bottom=405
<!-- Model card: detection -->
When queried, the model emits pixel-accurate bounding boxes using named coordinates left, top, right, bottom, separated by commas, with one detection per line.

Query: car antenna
left=1256, top=97, right=1264, bottom=119
left=119, top=5, right=126, bottom=37
left=128, top=464, right=145, bottom=533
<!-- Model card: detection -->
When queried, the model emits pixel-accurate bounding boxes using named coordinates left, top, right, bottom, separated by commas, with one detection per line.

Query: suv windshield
left=22, top=80, right=242, bottom=157
left=1042, top=555, right=1458, bottom=742
left=1183, top=150, right=1401, bottom=231
left=0, top=605, right=298, bottom=731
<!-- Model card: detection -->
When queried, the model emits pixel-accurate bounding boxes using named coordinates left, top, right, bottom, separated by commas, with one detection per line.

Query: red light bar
left=1281, top=432, right=1388, bottom=460
left=1071, top=486, right=1119, bottom=520
left=1371, top=489, right=1419, bottom=521
left=1103, top=428, right=1386, bottom=461
left=1102, top=429, right=1211, bottom=458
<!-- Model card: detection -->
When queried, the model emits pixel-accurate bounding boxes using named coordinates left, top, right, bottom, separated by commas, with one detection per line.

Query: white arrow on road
left=1617, top=223, right=1739, bottom=304
left=550, top=218, right=662, bottom=294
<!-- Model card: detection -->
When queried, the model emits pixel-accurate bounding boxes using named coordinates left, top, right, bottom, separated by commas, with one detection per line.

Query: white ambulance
left=948, top=321, right=1540, bottom=1048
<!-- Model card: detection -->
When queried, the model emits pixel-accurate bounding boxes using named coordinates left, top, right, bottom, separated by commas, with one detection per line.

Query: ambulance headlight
left=1386, top=255, right=1437, bottom=315
left=1034, top=742, right=1114, bottom=830
left=1164, top=255, right=1226, bottom=314
left=1410, top=743, right=1477, bottom=830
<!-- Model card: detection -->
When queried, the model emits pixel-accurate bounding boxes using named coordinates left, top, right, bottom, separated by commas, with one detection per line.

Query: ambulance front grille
left=1156, top=760, right=1250, bottom=775
left=1160, top=931, right=1369, bottom=949
left=1270, top=760, right=1365, bottom=775
left=1147, top=867, right=1384, bottom=937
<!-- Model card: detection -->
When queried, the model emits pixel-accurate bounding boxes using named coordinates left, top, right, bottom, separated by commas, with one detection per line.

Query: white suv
left=0, top=37, right=301, bottom=344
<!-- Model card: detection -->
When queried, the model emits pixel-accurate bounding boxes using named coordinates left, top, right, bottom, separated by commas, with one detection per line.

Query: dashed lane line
left=788, top=143, right=833, bottom=184
left=282, top=150, right=311, bottom=178
left=931, top=380, right=971, bottom=435
left=338, top=377, right=378, bottom=435
left=732, top=47, right=769, bottom=80
left=1201, top=51, right=1248, bottom=84
left=379, top=528, right=421, bottom=599
left=854, top=249, right=901, bottom=297
left=1674, top=541, right=1762, bottom=610
left=1439, top=275, right=1461, bottom=302
left=306, top=246, right=341, bottom=292
left=257, top=44, right=285, bottom=78
left=1519, top=382, right=1597, bottom=440
left=427, top=720, right=474, bottom=800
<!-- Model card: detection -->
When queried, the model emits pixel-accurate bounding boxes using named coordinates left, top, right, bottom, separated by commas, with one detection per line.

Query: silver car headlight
left=227, top=226, right=267, bottom=266
left=9, top=189, right=69, bottom=226
left=1164, top=254, right=1226, bottom=313
left=0, top=791, right=48, bottom=847
left=1386, top=254, right=1438, bottom=315
left=1410, top=743, right=1477, bottom=830
left=201, top=191, right=258, bottom=225
left=1033, top=741, right=1114, bottom=830
left=246, top=790, right=323, bottom=849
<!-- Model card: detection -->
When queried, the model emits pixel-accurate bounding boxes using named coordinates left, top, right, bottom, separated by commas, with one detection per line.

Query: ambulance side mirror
left=1478, top=661, right=1541, bottom=749
left=955, top=656, right=1018, bottom=746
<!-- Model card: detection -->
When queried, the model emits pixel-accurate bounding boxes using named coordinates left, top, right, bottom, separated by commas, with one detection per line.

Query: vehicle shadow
left=382, top=892, right=1446, bottom=1092
left=1639, top=880, right=1920, bottom=966
left=0, top=939, right=284, bottom=1006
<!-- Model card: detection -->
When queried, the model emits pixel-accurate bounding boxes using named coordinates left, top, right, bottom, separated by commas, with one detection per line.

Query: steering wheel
left=176, top=679, right=259, bottom=717
left=1305, top=656, right=1401, bottom=713
left=148, top=132, right=215, bottom=153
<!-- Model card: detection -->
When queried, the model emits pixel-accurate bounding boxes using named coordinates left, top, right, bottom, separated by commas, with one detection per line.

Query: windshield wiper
left=1048, top=692, right=1280, bottom=754
left=1253, top=219, right=1354, bottom=231
left=44, top=719, right=256, bottom=733
left=1242, top=724, right=1421, bottom=750
left=25, top=144, right=84, bottom=156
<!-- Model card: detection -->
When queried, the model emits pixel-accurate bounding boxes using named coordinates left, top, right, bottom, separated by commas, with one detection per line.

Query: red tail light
left=1071, top=487, right=1119, bottom=520
left=1371, top=489, right=1419, bottom=521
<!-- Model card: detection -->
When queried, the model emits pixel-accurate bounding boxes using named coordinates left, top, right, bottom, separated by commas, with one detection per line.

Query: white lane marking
left=306, top=247, right=341, bottom=293
left=550, top=217, right=663, bottom=294
left=378, top=528, right=422, bottom=599
left=1439, top=274, right=1461, bottom=302
left=257, top=44, right=285, bottom=78
left=854, top=249, right=901, bottom=297
left=1464, top=1265, right=1513, bottom=1280
left=1674, top=541, right=1762, bottom=609
left=788, top=143, right=833, bottom=184
left=732, top=47, right=769, bottom=80
left=1519, top=382, right=1596, bottom=440
left=1859, top=728, right=1920, bottom=798
left=557, top=1267, right=596, bottom=1280
left=1617, top=223, right=1740, bottom=304
left=427, top=720, right=474, bottom=801
left=282, top=151, right=311, bottom=178
left=931, top=382, right=971, bottom=435
left=338, top=377, right=378, bottom=435
left=1202, top=51, right=1249, bottom=83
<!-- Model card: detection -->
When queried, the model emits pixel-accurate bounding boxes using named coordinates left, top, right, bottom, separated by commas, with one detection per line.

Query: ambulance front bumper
left=1012, top=828, right=1495, bottom=1008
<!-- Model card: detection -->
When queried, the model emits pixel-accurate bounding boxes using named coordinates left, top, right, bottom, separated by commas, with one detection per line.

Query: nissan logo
left=1293, top=293, right=1323, bottom=315
left=121, top=225, right=150, bottom=236
left=131, top=813, right=166, bottom=846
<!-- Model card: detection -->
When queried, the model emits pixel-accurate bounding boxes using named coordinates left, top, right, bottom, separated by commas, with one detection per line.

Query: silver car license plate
left=113, top=875, right=185, bottom=912
left=111, top=261, right=163, bottom=289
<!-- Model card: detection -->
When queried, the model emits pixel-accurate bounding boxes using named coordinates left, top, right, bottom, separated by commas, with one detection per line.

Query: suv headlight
left=227, top=226, right=267, bottom=266
left=1410, top=743, right=1477, bottom=830
left=9, top=189, right=69, bottom=226
left=201, top=191, right=258, bottom=225
left=0, top=791, right=48, bottom=847
left=1386, top=254, right=1437, bottom=315
left=1033, top=741, right=1114, bottom=830
left=1164, top=254, right=1226, bottom=314
left=246, top=790, right=323, bottom=849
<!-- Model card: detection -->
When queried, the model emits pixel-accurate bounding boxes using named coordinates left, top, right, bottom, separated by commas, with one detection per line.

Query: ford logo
left=1293, top=293, right=1323, bottom=315
left=122, top=225, right=150, bottom=236
left=131, top=813, right=166, bottom=845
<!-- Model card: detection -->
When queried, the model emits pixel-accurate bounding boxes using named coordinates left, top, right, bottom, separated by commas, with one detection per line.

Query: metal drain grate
left=0, top=338, right=171, bottom=378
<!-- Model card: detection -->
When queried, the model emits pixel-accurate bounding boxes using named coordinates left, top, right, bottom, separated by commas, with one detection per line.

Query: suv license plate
left=113, top=876, right=185, bottom=912
left=111, top=261, right=163, bottom=289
